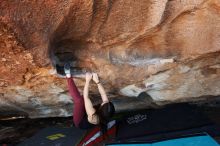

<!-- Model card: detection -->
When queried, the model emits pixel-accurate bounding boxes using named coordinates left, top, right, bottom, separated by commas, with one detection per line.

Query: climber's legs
left=67, top=78, right=86, bottom=127
left=64, top=62, right=86, bottom=128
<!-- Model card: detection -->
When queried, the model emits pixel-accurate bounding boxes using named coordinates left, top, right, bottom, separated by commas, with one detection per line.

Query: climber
left=64, top=63, right=115, bottom=130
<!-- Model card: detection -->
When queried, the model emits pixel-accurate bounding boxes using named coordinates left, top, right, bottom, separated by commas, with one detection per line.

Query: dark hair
left=99, top=102, right=115, bottom=121
left=97, top=102, right=115, bottom=139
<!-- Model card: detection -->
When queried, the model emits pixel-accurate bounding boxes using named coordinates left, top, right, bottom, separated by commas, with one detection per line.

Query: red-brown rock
left=0, top=0, right=220, bottom=118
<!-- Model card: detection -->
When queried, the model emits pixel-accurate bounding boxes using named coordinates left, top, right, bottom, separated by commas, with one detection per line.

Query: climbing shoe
left=64, top=63, right=71, bottom=78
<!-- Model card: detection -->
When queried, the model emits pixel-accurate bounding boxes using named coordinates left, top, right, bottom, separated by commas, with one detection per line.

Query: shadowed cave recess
left=49, top=39, right=86, bottom=76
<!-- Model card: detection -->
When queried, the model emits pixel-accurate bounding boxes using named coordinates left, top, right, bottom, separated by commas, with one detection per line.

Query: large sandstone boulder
left=0, top=0, right=220, bottom=118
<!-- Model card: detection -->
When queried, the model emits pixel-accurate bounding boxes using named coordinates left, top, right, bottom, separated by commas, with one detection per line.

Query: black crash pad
left=17, top=126, right=86, bottom=146
left=116, top=103, right=213, bottom=140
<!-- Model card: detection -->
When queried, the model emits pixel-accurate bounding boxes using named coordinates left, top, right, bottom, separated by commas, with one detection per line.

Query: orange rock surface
left=0, top=0, right=220, bottom=118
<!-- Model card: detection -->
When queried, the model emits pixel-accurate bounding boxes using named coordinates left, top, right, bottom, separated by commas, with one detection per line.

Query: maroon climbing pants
left=67, top=78, right=85, bottom=127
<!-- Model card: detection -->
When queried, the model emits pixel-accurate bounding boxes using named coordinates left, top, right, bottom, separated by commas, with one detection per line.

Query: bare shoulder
left=88, top=113, right=100, bottom=125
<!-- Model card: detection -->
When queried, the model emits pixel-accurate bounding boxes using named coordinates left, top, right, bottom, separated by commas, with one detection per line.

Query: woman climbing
left=64, top=63, right=115, bottom=129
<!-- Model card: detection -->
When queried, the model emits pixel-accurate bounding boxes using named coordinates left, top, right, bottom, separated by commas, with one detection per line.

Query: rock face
left=0, top=0, right=220, bottom=118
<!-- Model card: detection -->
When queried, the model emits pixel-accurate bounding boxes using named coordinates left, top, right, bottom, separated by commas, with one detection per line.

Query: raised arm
left=83, top=73, right=96, bottom=117
left=92, top=73, right=109, bottom=103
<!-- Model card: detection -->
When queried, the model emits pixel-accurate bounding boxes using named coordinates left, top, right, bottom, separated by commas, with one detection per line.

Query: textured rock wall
left=0, top=0, right=220, bottom=118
